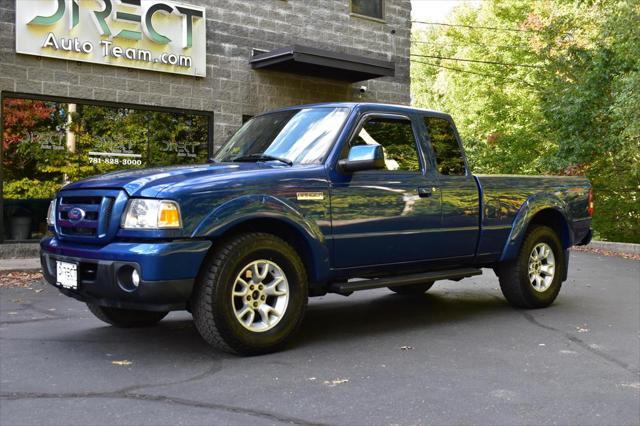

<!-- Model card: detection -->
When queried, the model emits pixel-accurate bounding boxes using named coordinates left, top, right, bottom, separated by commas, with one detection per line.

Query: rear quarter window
left=424, top=117, right=466, bottom=176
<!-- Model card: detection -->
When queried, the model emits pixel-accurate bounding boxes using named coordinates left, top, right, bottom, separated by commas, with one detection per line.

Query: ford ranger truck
left=41, top=103, right=593, bottom=355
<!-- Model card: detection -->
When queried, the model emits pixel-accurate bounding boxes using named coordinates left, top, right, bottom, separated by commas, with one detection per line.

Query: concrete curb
left=0, top=243, right=40, bottom=259
left=587, top=240, right=640, bottom=255
left=0, top=258, right=41, bottom=272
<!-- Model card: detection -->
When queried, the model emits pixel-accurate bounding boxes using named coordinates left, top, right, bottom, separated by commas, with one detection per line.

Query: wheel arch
left=500, top=195, right=574, bottom=262
left=193, top=195, right=331, bottom=287
left=215, top=216, right=329, bottom=285
left=528, top=209, right=571, bottom=248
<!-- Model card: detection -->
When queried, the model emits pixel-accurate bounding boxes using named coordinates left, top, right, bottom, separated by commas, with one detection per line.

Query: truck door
left=423, top=116, right=479, bottom=259
left=330, top=113, right=442, bottom=268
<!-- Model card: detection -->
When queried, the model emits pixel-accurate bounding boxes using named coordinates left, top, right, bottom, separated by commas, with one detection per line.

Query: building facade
left=0, top=0, right=411, bottom=244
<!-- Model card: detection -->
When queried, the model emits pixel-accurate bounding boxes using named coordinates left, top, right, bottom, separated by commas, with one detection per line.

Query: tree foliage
left=412, top=0, right=640, bottom=242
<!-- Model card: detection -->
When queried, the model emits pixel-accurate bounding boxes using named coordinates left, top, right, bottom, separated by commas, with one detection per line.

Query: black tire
left=192, top=232, right=308, bottom=355
left=86, top=303, right=168, bottom=327
left=388, top=281, right=434, bottom=295
left=497, top=225, right=565, bottom=309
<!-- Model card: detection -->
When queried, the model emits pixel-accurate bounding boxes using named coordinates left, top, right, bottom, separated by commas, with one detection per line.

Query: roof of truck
left=264, top=102, right=453, bottom=119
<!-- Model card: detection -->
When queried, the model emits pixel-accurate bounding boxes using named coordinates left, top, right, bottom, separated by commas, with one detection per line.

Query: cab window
left=349, top=117, right=421, bottom=172
left=424, top=117, right=466, bottom=176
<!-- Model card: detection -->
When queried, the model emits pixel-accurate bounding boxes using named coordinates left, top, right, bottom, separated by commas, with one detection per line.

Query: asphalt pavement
left=1, top=251, right=639, bottom=426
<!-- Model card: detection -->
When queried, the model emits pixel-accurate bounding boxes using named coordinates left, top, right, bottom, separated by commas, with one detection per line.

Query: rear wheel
left=86, top=304, right=168, bottom=327
left=497, top=225, right=565, bottom=309
left=192, top=233, right=308, bottom=355
left=388, top=281, right=434, bottom=295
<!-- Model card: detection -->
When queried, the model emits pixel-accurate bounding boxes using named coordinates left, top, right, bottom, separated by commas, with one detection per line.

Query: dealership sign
left=15, top=0, right=206, bottom=76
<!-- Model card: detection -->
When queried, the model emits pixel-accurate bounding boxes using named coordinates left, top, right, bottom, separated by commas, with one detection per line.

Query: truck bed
left=476, top=174, right=592, bottom=261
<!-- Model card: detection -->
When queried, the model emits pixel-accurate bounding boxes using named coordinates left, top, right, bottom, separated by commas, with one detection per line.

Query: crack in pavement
left=1, top=391, right=321, bottom=425
left=519, top=310, right=640, bottom=376
left=0, top=358, right=324, bottom=425
left=112, top=359, right=226, bottom=394
left=486, top=293, right=639, bottom=376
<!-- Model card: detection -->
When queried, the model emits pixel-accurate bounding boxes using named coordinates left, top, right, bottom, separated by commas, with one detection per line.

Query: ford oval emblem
left=67, top=207, right=85, bottom=222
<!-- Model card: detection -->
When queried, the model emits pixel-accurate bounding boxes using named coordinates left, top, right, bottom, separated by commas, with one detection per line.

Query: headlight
left=47, top=199, right=56, bottom=226
left=121, top=199, right=182, bottom=229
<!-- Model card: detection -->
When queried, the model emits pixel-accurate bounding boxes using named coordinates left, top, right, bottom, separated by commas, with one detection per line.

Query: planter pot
left=10, top=216, right=32, bottom=240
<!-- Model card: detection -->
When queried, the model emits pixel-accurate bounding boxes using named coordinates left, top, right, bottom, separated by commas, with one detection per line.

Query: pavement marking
left=323, top=378, right=349, bottom=387
left=490, top=389, right=517, bottom=401
left=619, top=383, right=640, bottom=390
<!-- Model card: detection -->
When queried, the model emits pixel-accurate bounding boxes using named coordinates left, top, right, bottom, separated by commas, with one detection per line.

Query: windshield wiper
left=232, top=154, right=293, bottom=166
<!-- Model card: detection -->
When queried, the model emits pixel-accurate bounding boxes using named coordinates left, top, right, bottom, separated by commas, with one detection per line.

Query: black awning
left=249, top=45, right=395, bottom=82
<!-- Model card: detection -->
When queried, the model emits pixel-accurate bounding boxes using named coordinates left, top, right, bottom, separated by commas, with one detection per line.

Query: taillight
left=587, top=188, right=594, bottom=217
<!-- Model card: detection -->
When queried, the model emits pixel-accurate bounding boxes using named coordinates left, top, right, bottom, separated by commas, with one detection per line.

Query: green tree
left=412, top=0, right=639, bottom=242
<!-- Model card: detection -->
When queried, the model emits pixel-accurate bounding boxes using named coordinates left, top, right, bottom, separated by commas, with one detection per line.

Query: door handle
left=417, top=187, right=433, bottom=198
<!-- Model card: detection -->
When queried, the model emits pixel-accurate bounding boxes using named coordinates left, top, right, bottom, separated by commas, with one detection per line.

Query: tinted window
left=424, top=117, right=466, bottom=175
left=215, top=108, right=349, bottom=165
left=350, top=117, right=420, bottom=172
left=351, top=0, right=384, bottom=20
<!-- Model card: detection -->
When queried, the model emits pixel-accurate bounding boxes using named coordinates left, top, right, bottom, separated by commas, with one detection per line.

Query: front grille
left=66, top=226, right=96, bottom=236
left=60, top=210, right=99, bottom=221
left=60, top=196, right=102, bottom=205
left=57, top=195, right=115, bottom=240
left=102, top=198, right=114, bottom=228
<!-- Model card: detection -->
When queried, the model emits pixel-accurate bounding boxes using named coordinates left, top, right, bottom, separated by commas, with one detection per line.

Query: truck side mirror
left=338, top=145, right=386, bottom=172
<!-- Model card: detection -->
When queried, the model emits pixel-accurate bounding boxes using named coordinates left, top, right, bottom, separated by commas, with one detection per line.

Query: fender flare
left=500, top=193, right=573, bottom=262
left=192, top=195, right=330, bottom=283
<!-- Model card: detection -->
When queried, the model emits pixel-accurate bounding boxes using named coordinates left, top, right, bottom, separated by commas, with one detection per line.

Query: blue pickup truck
left=41, top=103, right=593, bottom=354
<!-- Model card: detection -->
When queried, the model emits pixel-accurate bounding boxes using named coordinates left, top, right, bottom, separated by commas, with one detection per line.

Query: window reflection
left=215, top=107, right=349, bottom=165
left=1, top=97, right=210, bottom=241
left=424, top=117, right=466, bottom=176
left=349, top=117, right=420, bottom=172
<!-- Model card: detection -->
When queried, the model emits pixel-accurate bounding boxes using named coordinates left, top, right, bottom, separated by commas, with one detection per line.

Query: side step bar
left=329, top=268, right=482, bottom=295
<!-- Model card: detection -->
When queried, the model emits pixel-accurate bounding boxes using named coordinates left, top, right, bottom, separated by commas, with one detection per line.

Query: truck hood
left=61, top=162, right=279, bottom=197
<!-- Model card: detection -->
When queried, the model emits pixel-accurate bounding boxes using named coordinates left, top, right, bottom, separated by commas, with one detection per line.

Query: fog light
left=116, top=265, right=139, bottom=292
left=132, top=269, right=140, bottom=287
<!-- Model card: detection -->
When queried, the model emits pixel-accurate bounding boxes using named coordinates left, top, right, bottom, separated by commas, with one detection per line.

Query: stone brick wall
left=0, top=0, right=411, bottom=148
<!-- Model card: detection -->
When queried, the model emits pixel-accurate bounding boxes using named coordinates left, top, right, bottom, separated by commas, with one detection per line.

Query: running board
left=329, top=268, right=482, bottom=295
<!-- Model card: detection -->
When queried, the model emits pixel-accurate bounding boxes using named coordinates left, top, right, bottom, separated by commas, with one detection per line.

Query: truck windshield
left=214, top=107, right=350, bottom=165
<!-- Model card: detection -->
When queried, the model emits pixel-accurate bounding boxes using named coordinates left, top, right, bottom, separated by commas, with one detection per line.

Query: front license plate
left=56, top=261, right=78, bottom=290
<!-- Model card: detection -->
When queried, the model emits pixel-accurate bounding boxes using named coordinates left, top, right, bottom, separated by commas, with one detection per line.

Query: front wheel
left=192, top=233, right=308, bottom=355
left=497, top=225, right=565, bottom=309
left=86, top=304, right=168, bottom=327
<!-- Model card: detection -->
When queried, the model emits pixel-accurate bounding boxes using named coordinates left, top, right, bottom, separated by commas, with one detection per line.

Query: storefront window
left=1, top=96, right=211, bottom=242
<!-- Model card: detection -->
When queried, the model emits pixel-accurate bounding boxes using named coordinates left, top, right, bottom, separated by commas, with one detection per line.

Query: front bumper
left=40, top=237, right=212, bottom=312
